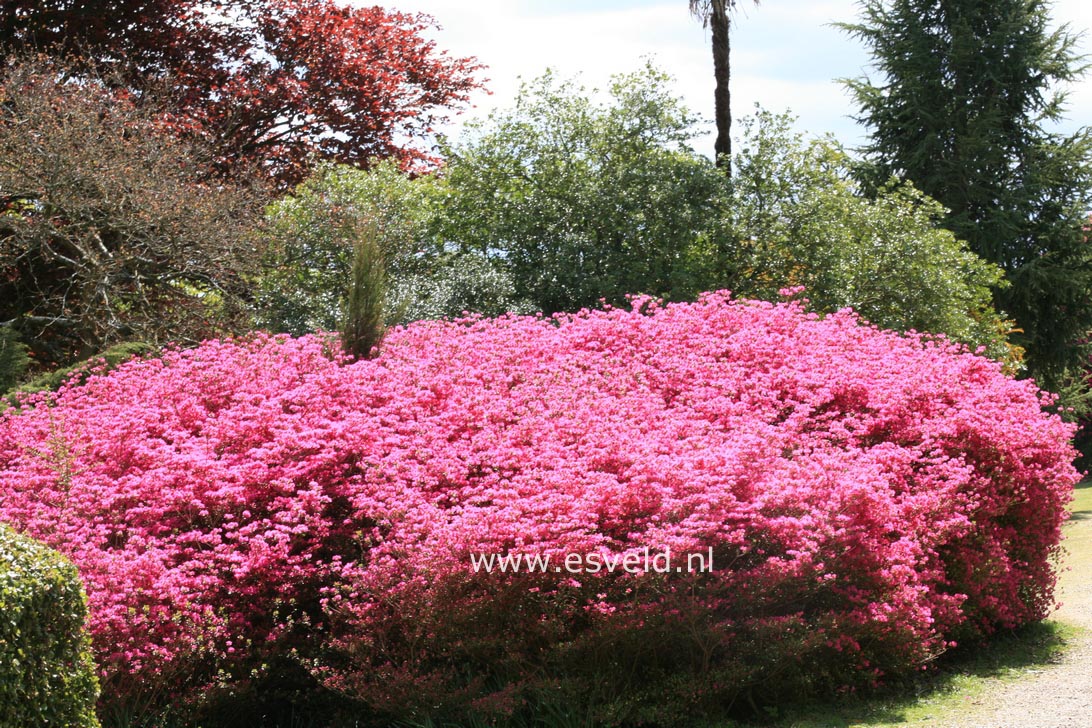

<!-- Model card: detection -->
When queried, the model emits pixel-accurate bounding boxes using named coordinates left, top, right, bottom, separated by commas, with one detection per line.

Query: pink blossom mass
left=0, top=292, right=1078, bottom=717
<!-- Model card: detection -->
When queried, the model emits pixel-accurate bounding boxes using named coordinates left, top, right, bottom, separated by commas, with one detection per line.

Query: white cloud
left=360, top=0, right=1092, bottom=155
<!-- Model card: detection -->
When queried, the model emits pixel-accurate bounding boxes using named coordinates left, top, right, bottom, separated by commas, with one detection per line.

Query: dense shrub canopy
left=257, top=161, right=527, bottom=337
left=720, top=111, right=1016, bottom=365
left=0, top=294, right=1077, bottom=724
left=0, top=524, right=100, bottom=728
left=434, top=66, right=1014, bottom=366
left=439, top=65, right=721, bottom=314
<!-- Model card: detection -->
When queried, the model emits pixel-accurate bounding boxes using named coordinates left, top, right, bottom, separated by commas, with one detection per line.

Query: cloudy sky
left=364, top=0, right=1092, bottom=158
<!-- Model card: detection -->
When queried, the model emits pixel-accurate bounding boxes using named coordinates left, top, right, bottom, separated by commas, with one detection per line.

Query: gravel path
left=914, top=505, right=1092, bottom=727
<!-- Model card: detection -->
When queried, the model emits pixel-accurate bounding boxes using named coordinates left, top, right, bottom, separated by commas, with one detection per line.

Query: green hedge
left=0, top=524, right=100, bottom=727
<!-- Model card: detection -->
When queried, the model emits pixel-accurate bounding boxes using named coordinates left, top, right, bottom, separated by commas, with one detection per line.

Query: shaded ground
left=761, top=482, right=1092, bottom=728
left=959, top=482, right=1092, bottom=727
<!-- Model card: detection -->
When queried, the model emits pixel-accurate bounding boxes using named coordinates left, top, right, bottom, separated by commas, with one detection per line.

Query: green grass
left=1061, top=479, right=1092, bottom=587
left=716, top=480, right=1092, bottom=728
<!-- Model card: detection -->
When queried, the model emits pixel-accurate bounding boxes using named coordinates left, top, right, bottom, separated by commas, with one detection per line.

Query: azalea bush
left=0, top=293, right=1077, bottom=726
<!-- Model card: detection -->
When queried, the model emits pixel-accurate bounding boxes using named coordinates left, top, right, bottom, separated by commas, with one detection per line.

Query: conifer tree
left=341, top=221, right=387, bottom=361
left=842, top=0, right=1092, bottom=387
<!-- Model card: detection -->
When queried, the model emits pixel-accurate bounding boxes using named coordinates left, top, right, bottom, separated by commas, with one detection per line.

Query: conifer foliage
left=842, top=0, right=1092, bottom=387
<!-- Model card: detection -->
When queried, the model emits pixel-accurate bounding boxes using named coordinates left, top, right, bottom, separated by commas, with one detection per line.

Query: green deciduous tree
left=438, top=64, right=722, bottom=314
left=719, top=110, right=1017, bottom=364
left=258, top=161, right=434, bottom=335
left=257, top=161, right=526, bottom=335
left=841, top=0, right=1092, bottom=387
left=436, top=63, right=1013, bottom=362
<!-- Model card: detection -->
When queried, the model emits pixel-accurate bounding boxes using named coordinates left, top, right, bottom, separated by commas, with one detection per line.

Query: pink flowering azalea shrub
left=0, top=292, right=1078, bottom=725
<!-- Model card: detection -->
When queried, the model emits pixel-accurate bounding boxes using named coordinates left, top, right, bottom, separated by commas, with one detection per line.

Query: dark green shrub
left=0, top=524, right=100, bottom=727
left=341, top=222, right=388, bottom=360
left=0, top=326, right=30, bottom=393
left=3, top=342, right=156, bottom=409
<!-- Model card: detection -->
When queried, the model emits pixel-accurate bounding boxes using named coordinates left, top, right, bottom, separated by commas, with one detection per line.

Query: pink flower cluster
left=0, top=293, right=1078, bottom=720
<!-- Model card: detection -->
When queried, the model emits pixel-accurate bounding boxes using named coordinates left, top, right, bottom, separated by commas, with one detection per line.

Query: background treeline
left=0, top=63, right=1022, bottom=376
left=3, top=0, right=1092, bottom=425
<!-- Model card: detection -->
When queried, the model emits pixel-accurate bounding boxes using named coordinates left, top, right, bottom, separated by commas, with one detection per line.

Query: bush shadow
left=743, top=620, right=1073, bottom=728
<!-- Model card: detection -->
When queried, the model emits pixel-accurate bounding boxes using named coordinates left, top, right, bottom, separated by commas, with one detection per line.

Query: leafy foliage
left=841, top=0, right=1092, bottom=387
left=438, top=64, right=722, bottom=314
left=435, top=67, right=1014, bottom=365
left=389, top=251, right=534, bottom=324
left=0, top=524, right=100, bottom=728
left=719, top=111, right=1017, bottom=364
left=258, top=161, right=528, bottom=335
left=0, top=0, right=483, bottom=186
left=0, top=295, right=1075, bottom=724
left=0, top=58, right=264, bottom=371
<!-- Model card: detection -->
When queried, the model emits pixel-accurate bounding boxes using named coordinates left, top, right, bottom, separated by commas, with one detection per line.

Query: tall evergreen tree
left=841, top=0, right=1092, bottom=388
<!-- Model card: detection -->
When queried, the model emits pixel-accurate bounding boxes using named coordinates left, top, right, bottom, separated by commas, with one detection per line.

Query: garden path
left=920, top=487, right=1092, bottom=727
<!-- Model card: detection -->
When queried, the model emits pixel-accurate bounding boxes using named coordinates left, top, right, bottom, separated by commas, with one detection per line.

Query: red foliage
left=0, top=0, right=483, bottom=185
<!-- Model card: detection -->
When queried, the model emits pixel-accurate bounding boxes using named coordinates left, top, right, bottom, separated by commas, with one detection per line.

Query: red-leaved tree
left=0, top=0, right=483, bottom=185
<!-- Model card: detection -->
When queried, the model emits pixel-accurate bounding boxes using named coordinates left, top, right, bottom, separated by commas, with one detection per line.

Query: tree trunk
left=711, top=0, right=731, bottom=173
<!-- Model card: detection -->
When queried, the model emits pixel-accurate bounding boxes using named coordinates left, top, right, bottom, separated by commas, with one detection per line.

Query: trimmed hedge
left=4, top=342, right=156, bottom=400
left=0, top=524, right=100, bottom=727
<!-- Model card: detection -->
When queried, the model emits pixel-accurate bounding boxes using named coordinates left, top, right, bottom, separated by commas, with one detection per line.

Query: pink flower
left=0, top=293, right=1076, bottom=715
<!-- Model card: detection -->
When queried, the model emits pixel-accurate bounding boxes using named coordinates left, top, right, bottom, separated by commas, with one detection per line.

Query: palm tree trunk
left=710, top=0, right=731, bottom=173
